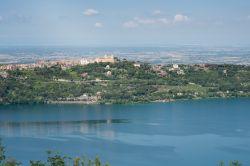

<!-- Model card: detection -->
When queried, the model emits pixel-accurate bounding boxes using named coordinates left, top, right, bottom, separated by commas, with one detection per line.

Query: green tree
left=73, top=157, right=80, bottom=166
left=219, top=161, right=225, bottom=166
left=0, top=140, right=6, bottom=165
left=94, top=157, right=101, bottom=166
left=29, top=161, right=46, bottom=166
left=229, top=161, right=242, bottom=166
left=3, top=159, right=21, bottom=166
left=47, top=151, right=66, bottom=166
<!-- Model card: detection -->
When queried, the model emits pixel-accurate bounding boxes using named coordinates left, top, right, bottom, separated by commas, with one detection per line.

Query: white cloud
left=83, top=9, right=99, bottom=16
left=152, top=10, right=162, bottom=15
left=247, top=15, right=250, bottom=20
left=134, top=17, right=156, bottom=25
left=95, top=22, right=103, bottom=28
left=174, top=14, right=189, bottom=23
left=124, top=13, right=190, bottom=28
left=123, top=21, right=138, bottom=28
left=0, top=16, right=2, bottom=22
left=123, top=16, right=171, bottom=28
left=158, top=18, right=170, bottom=24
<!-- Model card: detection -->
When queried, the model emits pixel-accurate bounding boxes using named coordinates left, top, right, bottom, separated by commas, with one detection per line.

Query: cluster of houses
left=55, top=93, right=99, bottom=104
left=152, top=64, right=185, bottom=77
left=0, top=55, right=117, bottom=71
left=168, top=64, right=185, bottom=75
left=151, top=63, right=212, bottom=77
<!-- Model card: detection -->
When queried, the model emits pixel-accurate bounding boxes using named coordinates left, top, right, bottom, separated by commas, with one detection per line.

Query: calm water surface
left=0, top=98, right=250, bottom=166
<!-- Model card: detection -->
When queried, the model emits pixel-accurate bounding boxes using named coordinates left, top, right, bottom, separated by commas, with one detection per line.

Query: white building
left=106, top=71, right=112, bottom=76
left=177, top=92, right=183, bottom=96
left=173, top=64, right=179, bottom=69
left=133, top=63, right=141, bottom=67
left=177, top=69, right=185, bottom=75
left=80, top=58, right=90, bottom=65
left=0, top=71, right=8, bottom=78
left=105, top=65, right=110, bottom=70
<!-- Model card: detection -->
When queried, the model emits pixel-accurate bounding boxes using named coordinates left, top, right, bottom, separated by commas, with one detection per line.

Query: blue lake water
left=0, top=98, right=250, bottom=166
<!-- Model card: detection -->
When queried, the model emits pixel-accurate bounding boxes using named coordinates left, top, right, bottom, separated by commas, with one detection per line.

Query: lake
left=0, top=98, right=250, bottom=166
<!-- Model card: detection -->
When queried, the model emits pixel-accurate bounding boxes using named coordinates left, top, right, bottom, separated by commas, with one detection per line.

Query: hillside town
left=0, top=55, right=117, bottom=71
left=0, top=54, right=196, bottom=80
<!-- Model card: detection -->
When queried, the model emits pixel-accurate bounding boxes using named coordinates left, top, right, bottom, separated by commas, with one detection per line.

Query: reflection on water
left=0, top=119, right=128, bottom=137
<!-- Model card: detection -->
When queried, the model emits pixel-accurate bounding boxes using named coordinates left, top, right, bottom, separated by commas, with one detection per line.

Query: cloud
left=124, top=13, right=190, bottom=28
left=134, top=17, right=156, bottom=25
left=152, top=10, right=162, bottom=15
left=123, top=21, right=138, bottom=28
left=95, top=22, right=103, bottom=28
left=0, top=16, right=2, bottom=22
left=158, top=18, right=170, bottom=24
left=83, top=9, right=99, bottom=16
left=123, top=16, right=170, bottom=28
left=174, top=14, right=189, bottom=23
left=248, top=15, right=250, bottom=20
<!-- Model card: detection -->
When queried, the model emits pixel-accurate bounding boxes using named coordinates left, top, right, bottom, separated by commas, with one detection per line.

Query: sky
left=0, top=0, right=250, bottom=46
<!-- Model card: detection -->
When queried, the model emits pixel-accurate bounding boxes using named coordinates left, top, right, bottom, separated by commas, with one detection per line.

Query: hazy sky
left=0, top=0, right=250, bottom=46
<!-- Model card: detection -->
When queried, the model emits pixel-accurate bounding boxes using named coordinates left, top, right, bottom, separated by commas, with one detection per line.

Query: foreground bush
left=0, top=141, right=109, bottom=166
left=219, top=161, right=243, bottom=166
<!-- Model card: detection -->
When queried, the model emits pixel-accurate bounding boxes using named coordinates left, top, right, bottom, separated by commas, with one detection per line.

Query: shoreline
left=1, top=96, right=249, bottom=106
left=47, top=96, right=250, bottom=105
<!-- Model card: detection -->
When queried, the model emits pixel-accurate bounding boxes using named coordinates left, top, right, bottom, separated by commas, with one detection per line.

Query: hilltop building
left=169, top=64, right=180, bottom=71
left=80, top=58, right=91, bottom=65
left=95, top=55, right=116, bottom=63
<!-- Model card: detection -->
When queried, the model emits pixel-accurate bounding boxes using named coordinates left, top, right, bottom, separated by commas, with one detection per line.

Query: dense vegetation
left=0, top=60, right=250, bottom=104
